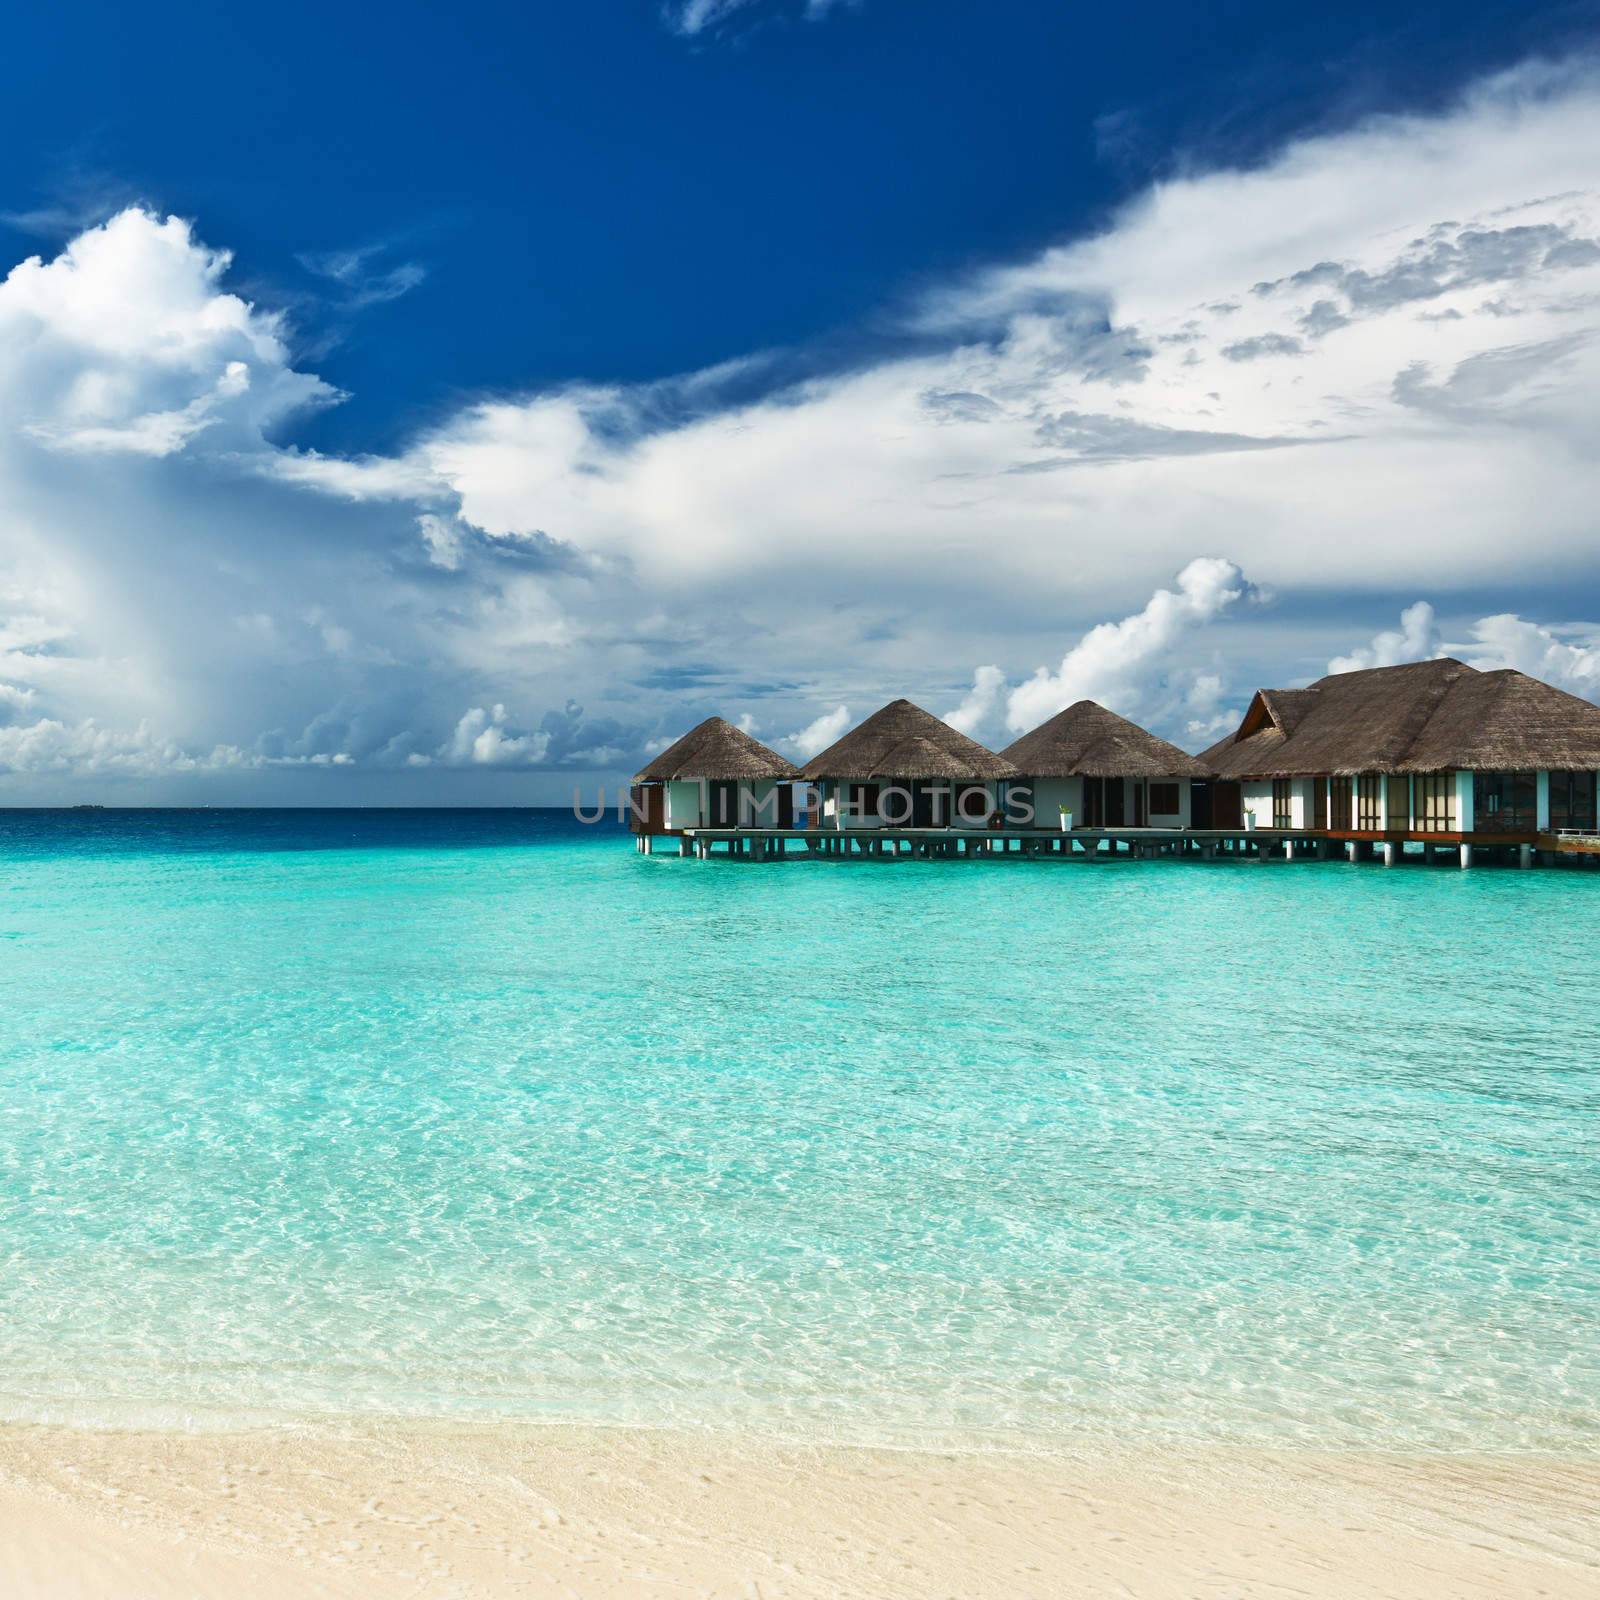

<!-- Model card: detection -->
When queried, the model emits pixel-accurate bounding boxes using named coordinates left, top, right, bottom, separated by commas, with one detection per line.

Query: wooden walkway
left=631, top=827, right=1599, bottom=866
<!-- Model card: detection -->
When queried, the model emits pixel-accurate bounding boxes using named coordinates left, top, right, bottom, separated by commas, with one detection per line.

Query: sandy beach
left=0, top=1423, right=1594, bottom=1599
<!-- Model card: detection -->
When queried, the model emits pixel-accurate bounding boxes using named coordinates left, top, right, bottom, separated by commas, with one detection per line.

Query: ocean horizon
left=2, top=807, right=1595, bottom=1453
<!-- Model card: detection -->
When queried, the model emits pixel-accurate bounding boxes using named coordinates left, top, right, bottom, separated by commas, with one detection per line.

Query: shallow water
left=1, top=809, right=1596, bottom=1451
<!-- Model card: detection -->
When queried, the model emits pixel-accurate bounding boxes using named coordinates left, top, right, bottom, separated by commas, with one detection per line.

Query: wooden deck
left=631, top=826, right=1599, bottom=867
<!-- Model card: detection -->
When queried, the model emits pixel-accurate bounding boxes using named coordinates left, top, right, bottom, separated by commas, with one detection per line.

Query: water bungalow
left=1200, top=658, right=1600, bottom=864
left=630, top=660, right=1600, bottom=868
left=999, top=700, right=1212, bottom=829
left=629, top=717, right=799, bottom=850
left=799, top=699, right=1019, bottom=830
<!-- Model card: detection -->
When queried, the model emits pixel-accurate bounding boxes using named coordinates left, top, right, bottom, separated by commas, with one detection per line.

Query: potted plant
left=1058, top=805, right=1072, bottom=832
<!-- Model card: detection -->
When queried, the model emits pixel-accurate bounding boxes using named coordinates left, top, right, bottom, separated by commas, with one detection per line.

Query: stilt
left=1382, top=841, right=1397, bottom=867
left=1459, top=843, right=1473, bottom=869
left=1519, top=844, right=1534, bottom=869
left=1346, top=841, right=1359, bottom=863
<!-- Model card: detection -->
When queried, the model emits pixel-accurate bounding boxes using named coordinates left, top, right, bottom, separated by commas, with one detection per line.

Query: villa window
left=1355, top=775, right=1382, bottom=830
left=1413, top=772, right=1456, bottom=833
left=1386, top=776, right=1410, bottom=831
left=1272, top=779, right=1293, bottom=829
left=1549, top=770, right=1598, bottom=832
left=1149, top=782, right=1179, bottom=816
left=1473, top=771, right=1537, bottom=832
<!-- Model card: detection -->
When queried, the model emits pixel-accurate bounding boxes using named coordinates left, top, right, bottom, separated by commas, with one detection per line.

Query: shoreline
left=1, top=1421, right=1594, bottom=1599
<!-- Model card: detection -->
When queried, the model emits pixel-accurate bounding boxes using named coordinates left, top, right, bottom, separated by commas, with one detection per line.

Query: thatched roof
left=1203, top=657, right=1600, bottom=776
left=799, top=699, right=1018, bottom=781
left=1000, top=700, right=1209, bottom=779
left=1400, top=669, right=1600, bottom=771
left=634, top=717, right=800, bottom=782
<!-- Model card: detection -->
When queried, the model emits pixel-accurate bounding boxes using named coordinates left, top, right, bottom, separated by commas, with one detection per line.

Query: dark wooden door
left=1105, top=778, right=1126, bottom=827
left=1210, top=781, right=1242, bottom=828
left=1190, top=781, right=1213, bottom=829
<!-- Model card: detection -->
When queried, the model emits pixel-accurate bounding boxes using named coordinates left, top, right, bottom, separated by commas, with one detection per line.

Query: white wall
left=1536, top=770, right=1551, bottom=831
left=1018, top=776, right=1082, bottom=829
left=665, top=780, right=702, bottom=830
left=1242, top=780, right=1274, bottom=828
left=1455, top=770, right=1475, bottom=832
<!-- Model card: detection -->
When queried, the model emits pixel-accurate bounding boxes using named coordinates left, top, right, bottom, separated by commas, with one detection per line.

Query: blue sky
left=2, top=1, right=1600, bottom=799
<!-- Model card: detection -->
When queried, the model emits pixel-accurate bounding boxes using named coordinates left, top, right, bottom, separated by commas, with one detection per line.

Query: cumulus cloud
left=1006, top=558, right=1254, bottom=733
left=1324, top=601, right=1600, bottom=703
left=5, top=56, right=1600, bottom=795
left=785, top=704, right=851, bottom=759
left=1463, top=613, right=1600, bottom=695
left=436, top=704, right=551, bottom=767
left=0, top=208, right=334, bottom=456
left=944, top=664, right=1006, bottom=742
left=1328, top=600, right=1442, bottom=673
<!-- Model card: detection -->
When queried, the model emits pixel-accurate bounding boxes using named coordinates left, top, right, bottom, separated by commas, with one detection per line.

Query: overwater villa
left=1200, top=658, right=1600, bottom=864
left=630, top=660, right=1600, bottom=867
left=629, top=717, right=799, bottom=848
left=799, top=699, right=1019, bottom=829
left=999, top=700, right=1212, bottom=829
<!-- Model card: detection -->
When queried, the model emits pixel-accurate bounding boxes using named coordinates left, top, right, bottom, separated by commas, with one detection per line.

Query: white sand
left=0, top=1422, right=1595, bottom=1598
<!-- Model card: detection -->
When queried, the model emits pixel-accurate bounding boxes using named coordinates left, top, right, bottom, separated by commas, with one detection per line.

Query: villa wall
left=1022, top=777, right=1081, bottom=829
left=1242, top=780, right=1273, bottom=829
left=1145, top=779, right=1191, bottom=828
left=665, top=780, right=703, bottom=830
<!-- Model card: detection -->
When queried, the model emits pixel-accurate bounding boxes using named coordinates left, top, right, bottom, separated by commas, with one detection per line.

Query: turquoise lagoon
left=0, top=809, right=1596, bottom=1452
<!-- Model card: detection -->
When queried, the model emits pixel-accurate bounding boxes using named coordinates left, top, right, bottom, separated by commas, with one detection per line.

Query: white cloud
left=668, top=0, right=854, bottom=36
left=1183, top=671, right=1238, bottom=739
left=1322, top=601, right=1600, bottom=702
left=944, top=664, right=1006, bottom=742
left=0, top=208, right=333, bottom=457
left=1006, top=558, right=1253, bottom=732
left=785, top=704, right=851, bottom=759
left=0, top=708, right=359, bottom=774
left=417, top=513, right=466, bottom=570
left=438, top=704, right=550, bottom=767
left=298, top=244, right=427, bottom=309
left=1328, top=600, right=1442, bottom=673
left=5, top=57, right=1600, bottom=794
left=1462, top=613, right=1600, bottom=695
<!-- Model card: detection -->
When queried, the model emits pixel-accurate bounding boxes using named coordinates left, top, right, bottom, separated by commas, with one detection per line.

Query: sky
left=3, top=0, right=1600, bottom=802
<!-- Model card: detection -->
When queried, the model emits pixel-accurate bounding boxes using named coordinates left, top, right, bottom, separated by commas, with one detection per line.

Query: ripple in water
left=0, top=809, right=1596, bottom=1451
